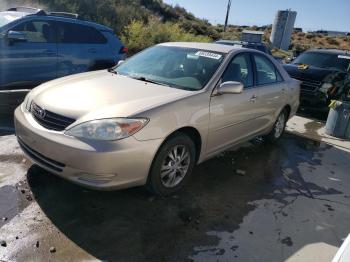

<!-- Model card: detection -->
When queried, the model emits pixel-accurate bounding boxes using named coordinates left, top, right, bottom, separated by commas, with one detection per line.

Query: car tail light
left=119, top=46, right=128, bottom=54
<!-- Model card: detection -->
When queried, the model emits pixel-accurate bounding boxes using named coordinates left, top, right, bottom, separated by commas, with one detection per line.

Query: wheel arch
left=146, top=126, right=203, bottom=190
left=283, top=104, right=291, bottom=119
left=164, top=126, right=202, bottom=164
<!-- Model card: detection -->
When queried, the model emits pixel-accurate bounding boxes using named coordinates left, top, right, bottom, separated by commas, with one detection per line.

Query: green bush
left=306, top=34, right=316, bottom=39
left=122, top=19, right=211, bottom=54
left=326, top=37, right=339, bottom=45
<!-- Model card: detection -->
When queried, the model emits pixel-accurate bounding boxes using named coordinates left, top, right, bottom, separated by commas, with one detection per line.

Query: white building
left=270, top=10, right=297, bottom=50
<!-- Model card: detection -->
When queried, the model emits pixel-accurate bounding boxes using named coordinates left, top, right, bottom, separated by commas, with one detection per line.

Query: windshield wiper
left=107, top=67, right=117, bottom=74
left=130, top=75, right=174, bottom=88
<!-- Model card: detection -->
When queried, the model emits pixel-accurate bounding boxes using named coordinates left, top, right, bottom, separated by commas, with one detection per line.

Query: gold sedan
left=15, top=42, right=300, bottom=195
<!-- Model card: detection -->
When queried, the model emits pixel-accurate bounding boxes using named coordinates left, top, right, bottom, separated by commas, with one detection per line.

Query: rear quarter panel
left=287, top=78, right=301, bottom=117
left=273, top=59, right=300, bottom=118
left=102, top=31, right=126, bottom=63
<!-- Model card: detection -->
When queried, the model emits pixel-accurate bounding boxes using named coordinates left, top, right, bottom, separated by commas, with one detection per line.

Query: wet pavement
left=286, top=115, right=350, bottom=152
left=0, top=113, right=14, bottom=136
left=1, top=116, right=350, bottom=261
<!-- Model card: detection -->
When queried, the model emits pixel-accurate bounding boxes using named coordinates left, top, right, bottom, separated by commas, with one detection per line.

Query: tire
left=266, top=109, right=288, bottom=143
left=147, top=133, right=196, bottom=196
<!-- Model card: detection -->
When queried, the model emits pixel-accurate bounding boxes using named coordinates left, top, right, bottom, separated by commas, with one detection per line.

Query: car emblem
left=32, top=103, right=46, bottom=119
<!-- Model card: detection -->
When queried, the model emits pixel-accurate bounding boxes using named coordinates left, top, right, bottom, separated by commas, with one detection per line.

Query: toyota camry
left=15, top=42, right=300, bottom=195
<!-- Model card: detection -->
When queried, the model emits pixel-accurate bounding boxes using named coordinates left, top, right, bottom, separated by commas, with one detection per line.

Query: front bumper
left=14, top=106, right=163, bottom=190
left=299, top=91, right=329, bottom=111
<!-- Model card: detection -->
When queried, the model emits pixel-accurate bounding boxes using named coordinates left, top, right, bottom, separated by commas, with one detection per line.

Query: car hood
left=283, top=64, right=344, bottom=82
left=31, top=70, right=193, bottom=121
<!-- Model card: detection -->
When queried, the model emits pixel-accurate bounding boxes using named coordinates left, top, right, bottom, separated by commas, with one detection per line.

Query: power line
left=224, top=0, right=232, bottom=32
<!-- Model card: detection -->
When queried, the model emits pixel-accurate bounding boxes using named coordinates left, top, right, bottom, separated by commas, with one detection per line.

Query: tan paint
left=15, top=42, right=300, bottom=190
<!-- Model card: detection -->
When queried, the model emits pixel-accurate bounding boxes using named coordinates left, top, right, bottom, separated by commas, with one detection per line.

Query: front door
left=207, top=53, right=264, bottom=155
left=0, top=19, right=57, bottom=89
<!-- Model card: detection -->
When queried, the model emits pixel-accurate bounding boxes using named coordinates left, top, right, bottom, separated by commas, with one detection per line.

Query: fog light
left=78, top=173, right=117, bottom=184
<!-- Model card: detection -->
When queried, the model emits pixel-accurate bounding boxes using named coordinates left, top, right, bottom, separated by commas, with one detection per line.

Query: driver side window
left=221, top=53, right=253, bottom=88
left=11, top=20, right=55, bottom=43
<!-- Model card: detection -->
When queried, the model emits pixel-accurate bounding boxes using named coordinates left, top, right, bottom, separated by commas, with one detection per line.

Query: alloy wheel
left=160, top=145, right=191, bottom=188
left=274, top=113, right=286, bottom=138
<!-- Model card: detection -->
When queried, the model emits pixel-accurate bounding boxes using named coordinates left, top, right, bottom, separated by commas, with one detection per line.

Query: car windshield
left=293, top=52, right=350, bottom=72
left=115, top=46, right=225, bottom=91
left=0, top=12, right=23, bottom=28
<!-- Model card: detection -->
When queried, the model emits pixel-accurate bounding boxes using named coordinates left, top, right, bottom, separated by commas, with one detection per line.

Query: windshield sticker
left=195, top=51, right=222, bottom=60
left=338, top=55, right=350, bottom=60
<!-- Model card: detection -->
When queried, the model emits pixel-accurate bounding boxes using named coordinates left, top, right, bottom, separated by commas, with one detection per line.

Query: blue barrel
left=325, top=101, right=350, bottom=139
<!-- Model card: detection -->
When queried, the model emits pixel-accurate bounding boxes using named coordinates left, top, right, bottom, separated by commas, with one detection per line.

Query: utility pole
left=224, top=0, right=232, bottom=32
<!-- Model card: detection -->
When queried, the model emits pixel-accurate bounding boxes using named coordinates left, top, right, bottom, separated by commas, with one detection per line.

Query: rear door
left=0, top=19, right=57, bottom=89
left=55, top=21, right=115, bottom=78
left=252, top=54, right=287, bottom=129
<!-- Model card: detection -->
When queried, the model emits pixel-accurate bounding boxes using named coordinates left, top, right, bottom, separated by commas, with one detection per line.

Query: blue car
left=0, top=7, right=127, bottom=108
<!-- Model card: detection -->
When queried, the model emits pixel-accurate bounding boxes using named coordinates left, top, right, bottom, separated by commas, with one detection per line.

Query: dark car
left=215, top=40, right=272, bottom=55
left=0, top=7, right=127, bottom=110
left=283, top=49, right=350, bottom=112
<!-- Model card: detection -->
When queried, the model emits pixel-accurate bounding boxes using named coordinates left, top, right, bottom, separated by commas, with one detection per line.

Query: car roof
left=159, top=42, right=241, bottom=54
left=0, top=10, right=113, bottom=31
left=0, top=10, right=28, bottom=16
left=307, top=49, right=350, bottom=55
left=216, top=40, right=265, bottom=46
left=44, top=15, right=113, bottom=31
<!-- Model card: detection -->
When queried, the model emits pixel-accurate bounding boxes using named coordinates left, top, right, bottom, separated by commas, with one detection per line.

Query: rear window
left=254, top=55, right=283, bottom=85
left=56, top=22, right=107, bottom=44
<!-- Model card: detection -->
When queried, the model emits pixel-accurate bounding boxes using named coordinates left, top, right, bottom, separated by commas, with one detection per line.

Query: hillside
left=4, top=0, right=219, bottom=37
left=2, top=0, right=350, bottom=55
left=222, top=25, right=350, bottom=57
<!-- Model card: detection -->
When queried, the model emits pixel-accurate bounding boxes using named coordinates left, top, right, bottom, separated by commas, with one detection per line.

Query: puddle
left=0, top=183, right=31, bottom=227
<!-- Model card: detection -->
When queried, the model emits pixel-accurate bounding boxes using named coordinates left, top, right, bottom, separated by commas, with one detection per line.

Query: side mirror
left=217, top=81, right=244, bottom=95
left=7, top=31, right=27, bottom=43
left=117, top=60, right=125, bottom=66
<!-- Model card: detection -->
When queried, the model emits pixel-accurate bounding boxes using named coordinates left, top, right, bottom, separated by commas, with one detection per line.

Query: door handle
left=250, top=94, right=258, bottom=103
left=88, top=48, right=97, bottom=53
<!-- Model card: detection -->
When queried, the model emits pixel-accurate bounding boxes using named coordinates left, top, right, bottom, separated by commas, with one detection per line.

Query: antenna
left=224, top=0, right=232, bottom=32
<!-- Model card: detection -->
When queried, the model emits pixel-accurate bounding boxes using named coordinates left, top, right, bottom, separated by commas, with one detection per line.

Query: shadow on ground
left=24, top=134, right=345, bottom=262
left=297, top=108, right=328, bottom=122
left=0, top=108, right=15, bottom=136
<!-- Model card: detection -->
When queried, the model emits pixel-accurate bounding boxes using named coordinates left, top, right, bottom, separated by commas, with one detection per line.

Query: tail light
left=119, top=46, right=128, bottom=54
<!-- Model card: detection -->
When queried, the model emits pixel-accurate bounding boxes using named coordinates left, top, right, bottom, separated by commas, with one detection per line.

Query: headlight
left=65, top=118, right=149, bottom=141
left=23, top=91, right=33, bottom=111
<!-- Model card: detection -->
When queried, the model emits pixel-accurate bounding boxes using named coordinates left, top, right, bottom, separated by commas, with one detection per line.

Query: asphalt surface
left=1, top=113, right=350, bottom=262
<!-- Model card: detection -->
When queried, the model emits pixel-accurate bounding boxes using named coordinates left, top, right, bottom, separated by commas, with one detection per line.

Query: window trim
left=220, top=52, right=255, bottom=89
left=54, top=21, right=107, bottom=45
left=9, top=19, right=56, bottom=44
left=252, top=53, right=285, bottom=87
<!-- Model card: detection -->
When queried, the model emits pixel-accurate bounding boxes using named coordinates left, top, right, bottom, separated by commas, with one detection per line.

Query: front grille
left=31, top=102, right=75, bottom=131
left=18, top=137, right=65, bottom=172
left=293, top=77, right=321, bottom=92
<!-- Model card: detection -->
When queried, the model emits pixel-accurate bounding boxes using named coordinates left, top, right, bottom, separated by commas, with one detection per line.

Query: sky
left=163, top=0, right=350, bottom=32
